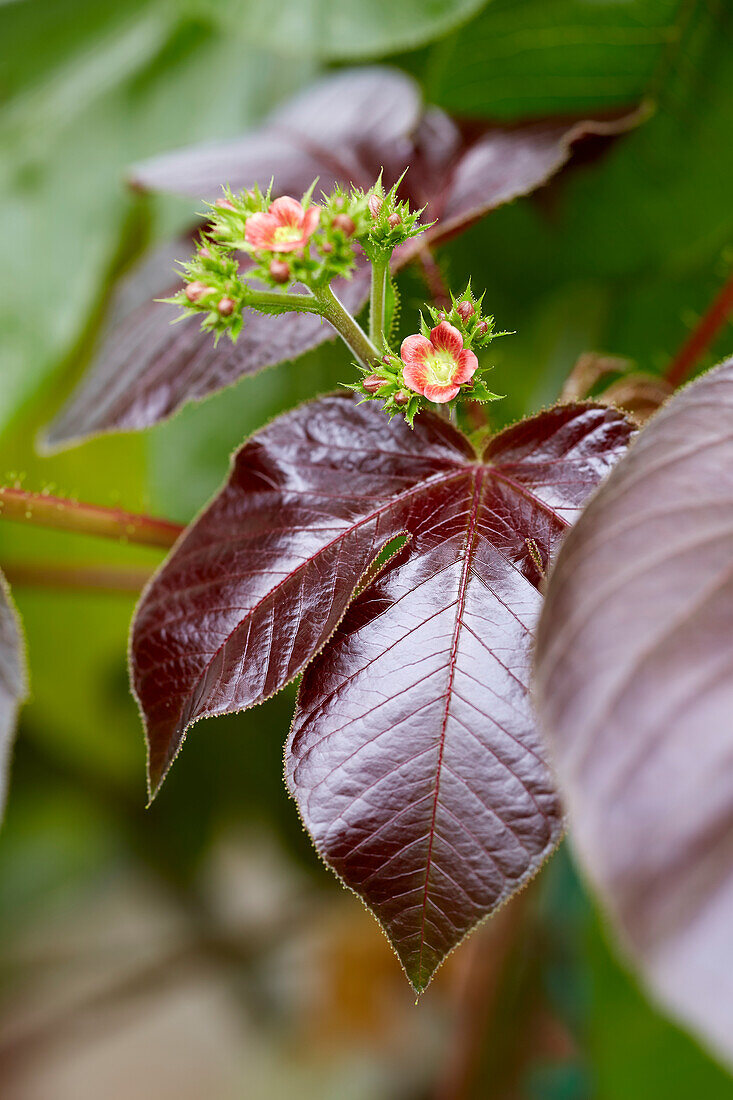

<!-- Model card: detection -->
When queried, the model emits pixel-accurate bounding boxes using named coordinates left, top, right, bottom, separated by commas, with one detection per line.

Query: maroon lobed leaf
left=533, top=358, right=733, bottom=1065
left=128, top=67, right=423, bottom=201
left=43, top=247, right=372, bottom=448
left=131, top=393, right=633, bottom=987
left=405, top=110, right=647, bottom=261
left=0, top=572, right=27, bottom=817
left=45, top=68, right=642, bottom=448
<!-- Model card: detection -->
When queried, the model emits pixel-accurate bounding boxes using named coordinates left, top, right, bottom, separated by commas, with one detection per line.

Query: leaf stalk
left=0, top=488, right=182, bottom=549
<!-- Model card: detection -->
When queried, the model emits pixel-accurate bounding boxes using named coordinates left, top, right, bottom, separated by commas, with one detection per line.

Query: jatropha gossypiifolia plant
left=127, top=172, right=635, bottom=991
left=3, top=66, right=733, bottom=1062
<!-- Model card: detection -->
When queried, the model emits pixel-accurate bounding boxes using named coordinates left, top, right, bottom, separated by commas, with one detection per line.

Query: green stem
left=369, top=255, right=390, bottom=347
left=245, top=287, right=322, bottom=315
left=313, top=283, right=381, bottom=370
left=0, top=488, right=183, bottom=549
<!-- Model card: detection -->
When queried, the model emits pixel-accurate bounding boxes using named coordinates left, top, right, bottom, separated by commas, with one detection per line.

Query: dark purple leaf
left=45, top=68, right=642, bottom=448
left=408, top=111, right=647, bottom=259
left=0, top=573, right=27, bottom=816
left=43, top=250, right=371, bottom=448
left=131, top=393, right=632, bottom=987
left=128, top=67, right=423, bottom=200
left=533, top=358, right=733, bottom=1064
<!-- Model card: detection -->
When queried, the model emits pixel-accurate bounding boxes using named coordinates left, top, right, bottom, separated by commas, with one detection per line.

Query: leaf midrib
left=168, top=466, right=470, bottom=739
left=416, top=465, right=485, bottom=989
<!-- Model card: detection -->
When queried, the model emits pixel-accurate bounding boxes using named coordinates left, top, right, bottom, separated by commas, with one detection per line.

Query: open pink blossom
left=245, top=196, right=320, bottom=253
left=400, top=321, right=478, bottom=403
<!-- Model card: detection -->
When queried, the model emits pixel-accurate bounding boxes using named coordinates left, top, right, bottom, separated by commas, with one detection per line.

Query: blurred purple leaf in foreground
left=534, top=357, right=733, bottom=1066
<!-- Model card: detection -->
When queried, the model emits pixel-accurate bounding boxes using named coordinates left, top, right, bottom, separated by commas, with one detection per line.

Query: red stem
left=0, top=488, right=183, bottom=549
left=665, top=270, right=733, bottom=389
left=433, top=889, right=532, bottom=1100
left=418, top=247, right=451, bottom=309
left=1, top=561, right=154, bottom=594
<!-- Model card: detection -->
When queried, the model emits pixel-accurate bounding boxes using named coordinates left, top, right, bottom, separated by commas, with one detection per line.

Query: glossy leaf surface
left=534, top=359, right=733, bottom=1064
left=46, top=68, right=639, bottom=447
left=0, top=573, right=28, bottom=817
left=131, top=393, right=633, bottom=986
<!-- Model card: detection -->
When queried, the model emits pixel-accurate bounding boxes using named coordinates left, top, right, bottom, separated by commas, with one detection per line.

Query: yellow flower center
left=272, top=224, right=302, bottom=244
left=425, top=351, right=456, bottom=385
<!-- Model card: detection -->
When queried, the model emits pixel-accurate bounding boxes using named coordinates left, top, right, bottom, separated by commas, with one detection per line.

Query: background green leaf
left=422, top=0, right=682, bottom=118
left=201, top=0, right=489, bottom=60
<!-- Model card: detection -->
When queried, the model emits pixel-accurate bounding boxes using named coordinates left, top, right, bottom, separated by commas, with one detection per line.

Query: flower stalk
left=312, top=282, right=381, bottom=369
left=369, top=255, right=390, bottom=346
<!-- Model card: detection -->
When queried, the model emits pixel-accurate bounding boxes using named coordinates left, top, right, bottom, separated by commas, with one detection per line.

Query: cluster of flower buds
left=168, top=176, right=509, bottom=426
left=353, top=284, right=508, bottom=424
left=168, top=175, right=432, bottom=347
left=359, top=172, right=429, bottom=261
left=168, top=236, right=246, bottom=343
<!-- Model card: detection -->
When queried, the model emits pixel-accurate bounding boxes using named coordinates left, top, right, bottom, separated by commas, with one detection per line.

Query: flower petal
left=402, top=362, right=428, bottom=396
left=269, top=196, right=305, bottom=226
left=430, top=321, right=463, bottom=359
left=453, top=349, right=478, bottom=384
left=244, top=212, right=278, bottom=249
left=272, top=237, right=309, bottom=253
left=423, top=382, right=460, bottom=403
left=302, top=205, right=320, bottom=239
left=400, top=334, right=433, bottom=370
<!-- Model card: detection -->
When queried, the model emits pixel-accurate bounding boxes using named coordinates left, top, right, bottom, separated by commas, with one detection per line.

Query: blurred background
left=1, top=1, right=733, bottom=1096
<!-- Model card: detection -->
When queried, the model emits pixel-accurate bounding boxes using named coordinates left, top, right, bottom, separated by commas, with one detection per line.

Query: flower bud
left=477, top=320, right=489, bottom=336
left=269, top=259, right=291, bottom=284
left=368, top=194, right=383, bottom=218
left=217, top=297, right=235, bottom=316
left=321, top=241, right=333, bottom=254
left=186, top=281, right=209, bottom=303
left=394, top=389, right=410, bottom=407
left=215, top=198, right=236, bottom=211
left=388, top=213, right=401, bottom=229
left=199, top=246, right=211, bottom=260
left=382, top=355, right=392, bottom=364
left=333, top=213, right=356, bottom=236
left=362, top=373, right=387, bottom=394
left=456, top=300, right=474, bottom=322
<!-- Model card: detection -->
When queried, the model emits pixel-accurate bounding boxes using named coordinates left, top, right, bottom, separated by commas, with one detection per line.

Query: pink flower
left=244, top=196, right=320, bottom=253
left=400, top=321, right=478, bottom=403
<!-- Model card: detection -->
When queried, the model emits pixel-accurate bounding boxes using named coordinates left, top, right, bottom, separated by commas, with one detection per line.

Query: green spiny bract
left=358, top=172, right=430, bottom=261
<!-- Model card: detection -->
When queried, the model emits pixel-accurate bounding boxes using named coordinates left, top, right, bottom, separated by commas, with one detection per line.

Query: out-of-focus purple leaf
left=0, top=573, right=27, bottom=817
left=46, top=69, right=643, bottom=448
left=43, top=248, right=371, bottom=448
left=129, top=67, right=422, bottom=199
left=130, top=393, right=633, bottom=987
left=412, top=111, right=647, bottom=256
left=533, top=358, right=733, bottom=1065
